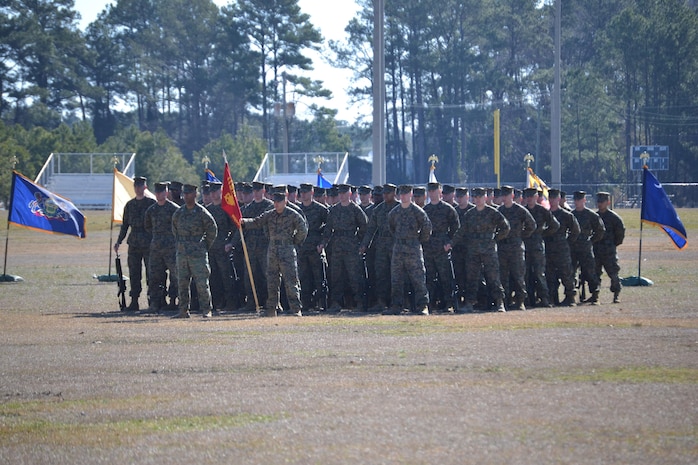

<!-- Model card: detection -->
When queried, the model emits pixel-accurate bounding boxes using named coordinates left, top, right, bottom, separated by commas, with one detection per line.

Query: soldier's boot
left=539, top=297, right=553, bottom=308
left=495, top=299, right=506, bottom=313
left=419, top=305, right=429, bottom=316
left=561, top=294, right=577, bottom=307
left=382, top=306, right=402, bottom=315
left=514, top=297, right=526, bottom=311
left=327, top=302, right=342, bottom=314
left=613, top=291, right=620, bottom=304
left=172, top=310, right=190, bottom=319
left=368, top=300, right=387, bottom=313
left=126, top=298, right=139, bottom=312
left=264, top=307, right=277, bottom=317
left=588, top=291, right=600, bottom=306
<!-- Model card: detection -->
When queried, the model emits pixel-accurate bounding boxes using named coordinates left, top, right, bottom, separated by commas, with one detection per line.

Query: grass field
left=0, top=209, right=696, bottom=464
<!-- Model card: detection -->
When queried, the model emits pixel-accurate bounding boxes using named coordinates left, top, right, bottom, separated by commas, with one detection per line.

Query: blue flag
left=8, top=171, right=86, bottom=238
left=205, top=169, right=221, bottom=183
left=641, top=167, right=687, bottom=249
left=317, top=170, right=332, bottom=188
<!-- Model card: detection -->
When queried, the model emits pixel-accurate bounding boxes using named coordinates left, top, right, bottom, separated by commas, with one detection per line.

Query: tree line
left=1, top=0, right=697, bottom=205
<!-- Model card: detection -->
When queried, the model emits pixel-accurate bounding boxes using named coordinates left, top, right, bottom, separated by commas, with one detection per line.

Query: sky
left=72, top=0, right=366, bottom=122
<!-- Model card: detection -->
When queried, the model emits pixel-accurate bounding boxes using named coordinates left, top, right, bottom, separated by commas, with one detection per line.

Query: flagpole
left=2, top=170, right=23, bottom=282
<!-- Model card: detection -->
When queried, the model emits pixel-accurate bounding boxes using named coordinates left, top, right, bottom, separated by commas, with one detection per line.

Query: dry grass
left=0, top=208, right=696, bottom=465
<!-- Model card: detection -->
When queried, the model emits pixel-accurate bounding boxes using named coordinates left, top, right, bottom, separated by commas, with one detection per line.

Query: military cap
left=573, top=190, right=586, bottom=200
left=337, top=184, right=351, bottom=194
left=412, top=186, right=426, bottom=196
left=272, top=192, right=286, bottom=202
left=382, top=183, right=397, bottom=193
left=358, top=185, right=371, bottom=195
left=287, top=184, right=298, bottom=194
left=596, top=191, right=611, bottom=202
left=252, top=181, right=265, bottom=190
left=134, top=176, right=147, bottom=186
left=500, top=185, right=514, bottom=196
left=372, top=185, right=384, bottom=195
left=201, top=183, right=211, bottom=195
left=182, top=184, right=197, bottom=194
left=327, top=186, right=339, bottom=197
left=397, top=184, right=413, bottom=195
left=523, top=187, right=539, bottom=197
left=486, top=187, right=494, bottom=196
left=208, top=181, right=222, bottom=192
left=273, top=184, right=288, bottom=194
left=455, top=187, right=469, bottom=197
left=427, top=182, right=441, bottom=191
left=169, top=181, right=183, bottom=191
left=241, top=182, right=253, bottom=193
left=153, top=182, right=169, bottom=193
left=442, top=184, right=456, bottom=195
left=493, top=188, right=502, bottom=197
left=299, top=183, right=314, bottom=193
left=350, top=185, right=357, bottom=194
left=560, top=190, right=567, bottom=199
left=548, top=188, right=561, bottom=198
left=313, top=187, right=326, bottom=196
left=264, top=183, right=273, bottom=192
left=471, top=187, right=487, bottom=197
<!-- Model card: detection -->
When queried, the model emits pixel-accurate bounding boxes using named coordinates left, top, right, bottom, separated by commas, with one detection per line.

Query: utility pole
left=551, top=0, right=562, bottom=186
left=372, top=0, right=386, bottom=185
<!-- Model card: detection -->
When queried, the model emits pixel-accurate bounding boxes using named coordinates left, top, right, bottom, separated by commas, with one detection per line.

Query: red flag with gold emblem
left=221, top=162, right=243, bottom=228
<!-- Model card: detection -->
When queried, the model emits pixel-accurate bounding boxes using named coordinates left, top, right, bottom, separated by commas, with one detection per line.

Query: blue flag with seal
left=641, top=166, right=687, bottom=249
left=316, top=169, right=332, bottom=188
left=8, top=171, right=86, bottom=239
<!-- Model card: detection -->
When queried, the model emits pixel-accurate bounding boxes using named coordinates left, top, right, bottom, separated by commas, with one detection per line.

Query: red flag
left=222, top=162, right=243, bottom=228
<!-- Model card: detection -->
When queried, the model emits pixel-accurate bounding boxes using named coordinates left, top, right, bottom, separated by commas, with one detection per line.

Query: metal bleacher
left=253, top=152, right=349, bottom=186
left=35, top=153, right=136, bottom=210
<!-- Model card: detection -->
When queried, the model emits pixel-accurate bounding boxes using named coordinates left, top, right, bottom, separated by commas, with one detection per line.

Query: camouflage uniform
left=360, top=199, right=398, bottom=308
left=546, top=207, right=580, bottom=305
left=450, top=205, right=510, bottom=310
left=321, top=202, right=368, bottom=310
left=144, top=199, right=178, bottom=309
left=171, top=203, right=217, bottom=316
left=206, top=202, right=237, bottom=311
left=243, top=205, right=308, bottom=315
left=452, top=202, right=474, bottom=303
left=422, top=200, right=460, bottom=310
left=524, top=203, right=560, bottom=306
left=388, top=203, right=432, bottom=312
left=299, top=199, right=329, bottom=310
left=497, top=202, right=536, bottom=307
left=116, top=196, right=156, bottom=302
left=594, top=209, right=625, bottom=299
left=237, top=198, right=274, bottom=309
left=571, top=207, right=605, bottom=301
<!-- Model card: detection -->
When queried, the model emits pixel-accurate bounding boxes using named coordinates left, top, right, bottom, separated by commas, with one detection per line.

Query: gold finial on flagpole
left=428, top=154, right=439, bottom=169
left=201, top=155, right=210, bottom=170
left=524, top=153, right=534, bottom=169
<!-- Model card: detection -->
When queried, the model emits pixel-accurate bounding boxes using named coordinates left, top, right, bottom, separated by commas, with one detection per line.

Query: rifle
left=447, top=251, right=460, bottom=313
left=319, top=250, right=329, bottom=311
left=115, top=253, right=127, bottom=311
left=361, top=253, right=370, bottom=311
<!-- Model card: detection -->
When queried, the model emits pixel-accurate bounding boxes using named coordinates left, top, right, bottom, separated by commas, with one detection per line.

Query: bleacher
left=46, top=173, right=113, bottom=210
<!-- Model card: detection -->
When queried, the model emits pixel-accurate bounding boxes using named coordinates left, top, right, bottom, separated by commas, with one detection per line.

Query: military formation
left=115, top=177, right=625, bottom=318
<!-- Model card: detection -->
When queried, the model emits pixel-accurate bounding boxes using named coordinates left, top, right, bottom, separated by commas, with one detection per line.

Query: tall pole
left=372, top=0, right=386, bottom=185
left=551, top=0, right=562, bottom=186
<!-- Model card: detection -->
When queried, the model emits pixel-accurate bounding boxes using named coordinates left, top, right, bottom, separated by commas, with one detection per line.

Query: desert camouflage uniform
left=244, top=206, right=308, bottom=314
left=172, top=203, right=217, bottom=314
left=571, top=207, right=605, bottom=298
left=594, top=209, right=625, bottom=296
left=422, top=200, right=460, bottom=310
left=546, top=207, right=580, bottom=303
left=360, top=199, right=398, bottom=308
left=524, top=204, right=560, bottom=306
left=497, top=202, right=536, bottom=306
left=388, top=203, right=432, bottom=310
left=116, top=196, right=156, bottom=300
left=451, top=205, right=510, bottom=307
left=144, top=199, right=178, bottom=308
left=322, top=202, right=368, bottom=310
left=206, top=202, right=237, bottom=310
left=299, top=200, right=329, bottom=310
